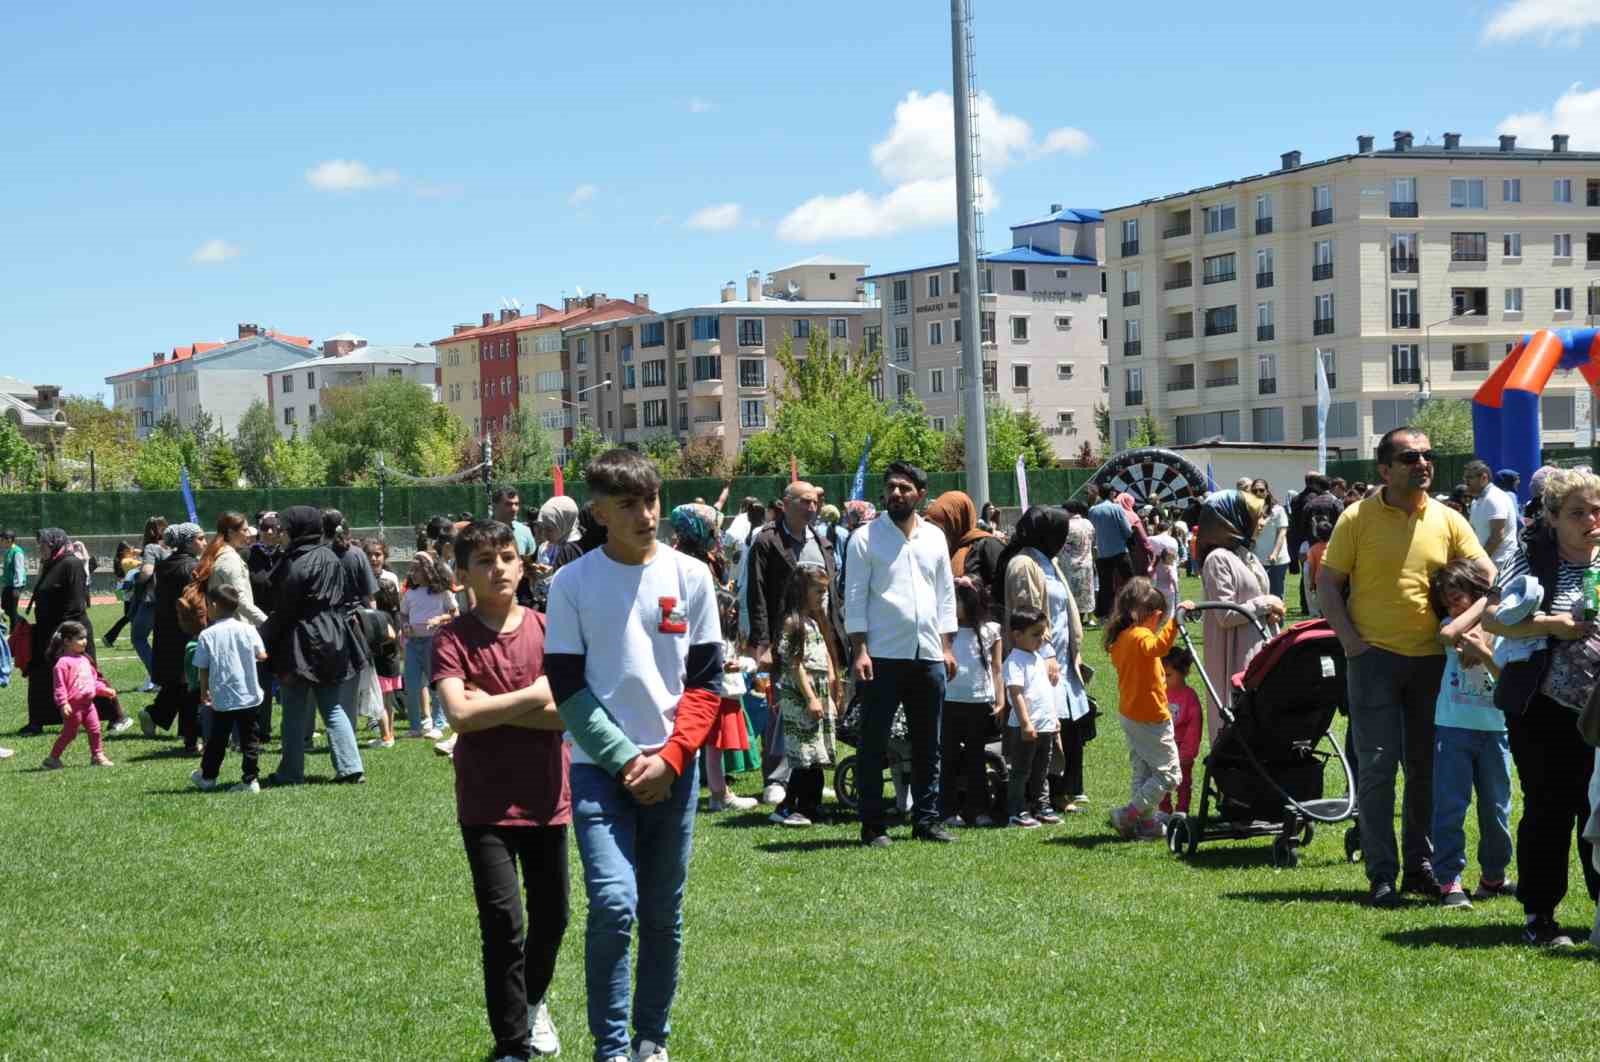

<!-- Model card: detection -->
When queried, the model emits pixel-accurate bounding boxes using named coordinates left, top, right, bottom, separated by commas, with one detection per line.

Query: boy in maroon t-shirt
left=433, top=520, right=569, bottom=1061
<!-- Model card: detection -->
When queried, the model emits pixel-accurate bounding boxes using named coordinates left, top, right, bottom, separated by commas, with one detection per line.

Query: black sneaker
left=1439, top=884, right=1473, bottom=910
left=1471, top=878, right=1517, bottom=902
left=1400, top=867, right=1440, bottom=897
left=1366, top=880, right=1402, bottom=908
left=913, top=823, right=956, bottom=843
left=860, top=830, right=892, bottom=849
left=1522, top=916, right=1575, bottom=948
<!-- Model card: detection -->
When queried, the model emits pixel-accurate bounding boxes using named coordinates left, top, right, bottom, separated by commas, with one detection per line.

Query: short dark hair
left=741, top=496, right=762, bottom=518
left=1463, top=460, right=1491, bottom=480
left=1084, top=483, right=1101, bottom=504
left=1163, top=644, right=1194, bottom=675
left=883, top=459, right=927, bottom=492
left=1305, top=473, right=1330, bottom=493
left=588, top=448, right=661, bottom=498
left=1008, top=605, right=1046, bottom=633
left=1065, top=500, right=1088, bottom=517
left=0, top=529, right=13, bottom=542
left=1376, top=426, right=1421, bottom=466
left=207, top=583, right=241, bottom=615
left=492, top=486, right=520, bottom=505
left=454, top=520, right=517, bottom=567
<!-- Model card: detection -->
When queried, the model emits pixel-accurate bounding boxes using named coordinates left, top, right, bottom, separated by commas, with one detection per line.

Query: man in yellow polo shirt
left=1319, top=427, right=1493, bottom=908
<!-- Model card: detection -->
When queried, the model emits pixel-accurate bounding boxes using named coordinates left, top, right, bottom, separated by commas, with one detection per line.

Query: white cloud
left=305, top=159, right=401, bottom=192
left=189, top=239, right=241, bottom=265
left=1483, top=0, right=1600, bottom=43
left=568, top=183, right=598, bottom=207
left=779, top=90, right=1091, bottom=243
left=685, top=202, right=743, bottom=231
left=687, top=97, right=717, bottom=114
left=1497, top=82, right=1600, bottom=148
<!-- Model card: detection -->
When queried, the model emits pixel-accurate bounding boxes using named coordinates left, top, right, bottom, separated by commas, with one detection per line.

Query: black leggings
left=787, top=767, right=825, bottom=818
left=1052, top=715, right=1089, bottom=801
left=1508, top=695, right=1600, bottom=918
left=940, top=701, right=994, bottom=820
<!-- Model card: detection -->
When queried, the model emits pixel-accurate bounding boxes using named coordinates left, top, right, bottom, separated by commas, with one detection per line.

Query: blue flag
left=849, top=434, right=874, bottom=501
left=1205, top=462, right=1218, bottom=493
left=179, top=466, right=198, bottom=523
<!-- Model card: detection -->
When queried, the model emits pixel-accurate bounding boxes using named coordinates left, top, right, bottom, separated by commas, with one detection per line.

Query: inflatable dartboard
left=1092, top=448, right=1209, bottom=511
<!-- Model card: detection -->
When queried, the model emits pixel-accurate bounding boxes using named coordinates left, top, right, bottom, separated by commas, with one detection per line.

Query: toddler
left=708, top=590, right=758, bottom=812
left=192, top=585, right=268, bottom=792
left=1105, top=578, right=1190, bottom=839
left=941, top=578, right=1003, bottom=827
left=1002, top=606, right=1060, bottom=828
left=1157, top=645, right=1203, bottom=815
left=43, top=621, right=115, bottom=769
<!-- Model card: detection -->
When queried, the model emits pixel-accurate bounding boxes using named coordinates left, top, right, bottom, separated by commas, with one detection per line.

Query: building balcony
left=1392, top=313, right=1421, bottom=329
left=1452, top=250, right=1488, bottom=263
left=1163, top=276, right=1193, bottom=291
left=1203, top=269, right=1237, bottom=285
left=1165, top=327, right=1195, bottom=341
left=894, top=347, right=911, bottom=363
left=1203, top=321, right=1238, bottom=338
left=1256, top=271, right=1273, bottom=289
left=1389, top=201, right=1419, bottom=218
left=1121, top=240, right=1140, bottom=257
left=1311, top=208, right=1333, bottom=227
left=1165, top=378, right=1195, bottom=392
left=1163, top=220, right=1192, bottom=239
left=690, top=416, right=725, bottom=437
left=1258, top=378, right=1278, bottom=395
left=1313, top=317, right=1335, bottom=336
left=690, top=378, right=723, bottom=398
left=1255, top=217, right=1273, bottom=235
left=1166, top=382, right=1201, bottom=409
left=1123, top=290, right=1141, bottom=307
left=1257, top=324, right=1275, bottom=342
left=892, top=301, right=908, bottom=315
left=1123, top=340, right=1142, bottom=357
left=1312, top=262, right=1334, bottom=282
left=1202, top=380, right=1242, bottom=405
left=1124, top=390, right=1144, bottom=407
left=1391, top=256, right=1419, bottom=275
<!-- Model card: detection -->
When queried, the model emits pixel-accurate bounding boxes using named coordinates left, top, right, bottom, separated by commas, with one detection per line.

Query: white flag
left=1315, top=347, right=1331, bottom=475
left=1015, top=452, right=1029, bottom=512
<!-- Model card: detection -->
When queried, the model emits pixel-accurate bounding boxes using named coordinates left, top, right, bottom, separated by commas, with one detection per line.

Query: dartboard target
left=1093, top=448, right=1209, bottom=513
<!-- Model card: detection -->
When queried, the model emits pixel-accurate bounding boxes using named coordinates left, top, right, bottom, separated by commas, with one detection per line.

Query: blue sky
left=5, top=0, right=1599, bottom=400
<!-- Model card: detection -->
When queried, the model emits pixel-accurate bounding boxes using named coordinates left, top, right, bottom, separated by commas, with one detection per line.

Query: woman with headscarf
left=925, top=490, right=1005, bottom=592
left=259, top=505, right=369, bottom=785
left=1116, top=492, right=1156, bottom=583
left=1196, top=490, right=1284, bottom=744
left=142, top=522, right=206, bottom=752
left=997, top=506, right=1093, bottom=812
left=22, top=528, right=95, bottom=734
left=670, top=502, right=727, bottom=587
left=1060, top=500, right=1097, bottom=626
left=531, top=496, right=583, bottom=609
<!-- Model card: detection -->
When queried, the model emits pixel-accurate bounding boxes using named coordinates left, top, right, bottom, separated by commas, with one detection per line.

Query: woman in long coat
left=23, top=528, right=93, bottom=734
left=1196, top=491, right=1284, bottom=744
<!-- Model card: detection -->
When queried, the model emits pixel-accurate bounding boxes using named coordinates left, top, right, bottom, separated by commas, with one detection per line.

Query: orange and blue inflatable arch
left=1473, top=327, right=1600, bottom=503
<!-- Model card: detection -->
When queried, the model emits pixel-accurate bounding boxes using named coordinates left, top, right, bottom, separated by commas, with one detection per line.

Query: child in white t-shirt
left=192, top=585, right=269, bottom=792
left=1003, top=606, right=1060, bottom=829
left=941, top=578, right=1003, bottom=827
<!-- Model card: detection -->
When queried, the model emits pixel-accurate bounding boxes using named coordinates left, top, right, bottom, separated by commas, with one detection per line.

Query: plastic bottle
left=1585, top=568, right=1600, bottom=622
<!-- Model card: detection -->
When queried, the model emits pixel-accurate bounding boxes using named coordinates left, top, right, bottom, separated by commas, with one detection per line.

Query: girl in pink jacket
left=43, top=621, right=116, bottom=769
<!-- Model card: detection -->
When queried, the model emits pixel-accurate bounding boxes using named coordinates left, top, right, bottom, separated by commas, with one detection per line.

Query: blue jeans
left=570, top=760, right=697, bottom=1061
left=130, top=599, right=156, bottom=680
left=857, top=657, right=946, bottom=832
left=274, top=675, right=363, bottom=783
left=1347, top=649, right=1444, bottom=884
left=1266, top=562, right=1289, bottom=601
left=1431, top=725, right=1513, bottom=886
left=404, top=637, right=444, bottom=731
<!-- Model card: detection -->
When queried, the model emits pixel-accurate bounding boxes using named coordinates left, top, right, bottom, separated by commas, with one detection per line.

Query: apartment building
left=861, top=206, right=1108, bottom=458
left=562, top=257, right=870, bottom=462
left=267, top=342, right=438, bottom=437
left=106, top=324, right=314, bottom=438
left=1105, top=132, right=1600, bottom=456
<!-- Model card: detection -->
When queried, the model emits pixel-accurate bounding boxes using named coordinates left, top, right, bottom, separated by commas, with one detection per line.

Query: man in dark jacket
left=260, top=505, right=368, bottom=786
left=1288, top=472, right=1330, bottom=614
left=247, top=512, right=283, bottom=742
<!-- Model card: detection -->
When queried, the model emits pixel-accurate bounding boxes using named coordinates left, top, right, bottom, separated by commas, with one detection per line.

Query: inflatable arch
left=1472, top=327, right=1600, bottom=503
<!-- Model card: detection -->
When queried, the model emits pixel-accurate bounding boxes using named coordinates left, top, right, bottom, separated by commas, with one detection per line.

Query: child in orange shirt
left=1105, top=578, right=1191, bottom=839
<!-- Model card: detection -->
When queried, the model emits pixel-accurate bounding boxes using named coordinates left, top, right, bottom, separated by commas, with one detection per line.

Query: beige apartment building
left=1105, top=131, right=1600, bottom=455
left=562, top=257, right=870, bottom=463
left=862, top=206, right=1108, bottom=459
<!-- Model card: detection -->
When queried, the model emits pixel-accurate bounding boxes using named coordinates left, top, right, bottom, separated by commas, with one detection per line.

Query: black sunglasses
left=1394, top=449, right=1436, bottom=465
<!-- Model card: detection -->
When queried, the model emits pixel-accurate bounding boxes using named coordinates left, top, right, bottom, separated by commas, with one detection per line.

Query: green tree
left=1126, top=412, right=1165, bottom=449
left=563, top=421, right=609, bottom=480
left=199, top=435, right=243, bottom=489
left=263, top=433, right=329, bottom=488
left=638, top=433, right=682, bottom=479
left=0, top=416, right=42, bottom=492
left=1412, top=396, right=1474, bottom=455
left=61, top=395, right=137, bottom=490
left=310, top=379, right=469, bottom=483
left=736, top=332, right=943, bottom=476
left=678, top=435, right=728, bottom=480
left=132, top=428, right=186, bottom=490
left=234, top=399, right=279, bottom=487
left=941, top=403, right=1056, bottom=472
left=492, top=409, right=557, bottom=482
left=1094, top=401, right=1111, bottom=457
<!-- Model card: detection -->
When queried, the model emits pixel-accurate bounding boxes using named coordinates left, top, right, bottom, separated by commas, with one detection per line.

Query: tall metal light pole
left=951, top=0, right=989, bottom=509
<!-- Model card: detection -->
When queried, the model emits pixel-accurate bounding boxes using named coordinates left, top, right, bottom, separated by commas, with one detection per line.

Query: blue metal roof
left=858, top=245, right=1098, bottom=281
left=1010, top=206, right=1104, bottom=227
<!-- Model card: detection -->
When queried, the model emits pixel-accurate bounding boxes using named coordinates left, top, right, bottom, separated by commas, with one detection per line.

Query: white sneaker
left=767, top=810, right=789, bottom=824
left=634, top=1040, right=668, bottom=1062
left=0, top=746, right=13, bottom=760
left=778, top=811, right=812, bottom=827
left=138, top=680, right=158, bottom=693
left=434, top=734, right=457, bottom=756
left=230, top=779, right=261, bottom=794
left=721, top=793, right=758, bottom=811
left=528, top=997, right=560, bottom=1056
left=110, top=717, right=135, bottom=734
left=760, top=783, right=785, bottom=805
left=138, top=708, right=156, bottom=737
left=189, top=769, right=217, bottom=792
left=365, top=738, right=395, bottom=749
left=422, top=727, right=444, bottom=741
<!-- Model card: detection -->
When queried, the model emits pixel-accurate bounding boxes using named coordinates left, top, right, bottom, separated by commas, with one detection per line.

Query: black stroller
left=832, top=695, right=1009, bottom=820
left=1167, top=607, right=1356, bottom=867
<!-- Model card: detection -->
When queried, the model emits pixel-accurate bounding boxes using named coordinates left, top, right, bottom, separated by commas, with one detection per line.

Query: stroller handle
left=1173, top=602, right=1275, bottom=727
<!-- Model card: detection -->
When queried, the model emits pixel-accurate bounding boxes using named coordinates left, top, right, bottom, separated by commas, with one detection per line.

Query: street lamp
left=1422, top=308, right=1477, bottom=399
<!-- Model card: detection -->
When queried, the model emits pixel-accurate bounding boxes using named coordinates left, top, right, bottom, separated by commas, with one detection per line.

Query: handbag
left=9, top=616, right=32, bottom=675
left=1494, top=645, right=1551, bottom=717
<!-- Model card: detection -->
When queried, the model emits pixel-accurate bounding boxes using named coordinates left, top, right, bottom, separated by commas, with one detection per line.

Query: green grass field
left=3, top=577, right=1598, bottom=1061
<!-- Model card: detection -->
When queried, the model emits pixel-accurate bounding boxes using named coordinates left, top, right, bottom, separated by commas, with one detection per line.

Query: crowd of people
left=3, top=431, right=1599, bottom=1059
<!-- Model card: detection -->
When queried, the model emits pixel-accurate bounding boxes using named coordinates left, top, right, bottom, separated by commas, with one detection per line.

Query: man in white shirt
left=1465, top=459, right=1518, bottom=575
left=844, top=461, right=959, bottom=847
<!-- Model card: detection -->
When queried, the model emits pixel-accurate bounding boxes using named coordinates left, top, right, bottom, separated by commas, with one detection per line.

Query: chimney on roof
left=537, top=302, right=558, bottom=317
left=633, top=293, right=649, bottom=310
left=1357, top=134, right=1374, bottom=153
left=482, top=312, right=495, bottom=327
left=1553, top=133, right=1570, bottom=152
left=746, top=271, right=762, bottom=303
left=721, top=281, right=737, bottom=303
left=499, top=308, right=514, bottom=323
left=1393, top=130, right=1413, bottom=152
left=238, top=323, right=261, bottom=339
left=153, top=351, right=165, bottom=364
left=1443, top=132, right=1462, bottom=150
left=1499, top=134, right=1517, bottom=152
left=453, top=323, right=473, bottom=335
left=1049, top=202, right=1063, bottom=214
left=1280, top=150, right=1301, bottom=171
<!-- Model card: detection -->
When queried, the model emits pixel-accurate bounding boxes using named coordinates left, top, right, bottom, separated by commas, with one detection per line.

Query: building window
left=602, top=334, right=611, bottom=355
left=894, top=325, right=910, bottom=356
left=1390, top=344, right=1421, bottom=385
left=1555, top=233, right=1573, bottom=258
left=896, top=373, right=913, bottom=398
left=927, top=274, right=942, bottom=298
left=283, top=407, right=296, bottom=426
left=863, top=325, right=881, bottom=353
left=1124, top=367, right=1143, bottom=406
left=738, top=358, right=766, bottom=389
left=1256, top=247, right=1273, bottom=285
left=792, top=318, right=811, bottom=340
left=1555, top=178, right=1574, bottom=204
left=1301, top=399, right=1355, bottom=439
left=639, top=322, right=665, bottom=348
left=471, top=381, right=479, bottom=399
left=1202, top=202, right=1236, bottom=234
left=932, top=416, right=946, bottom=433
left=692, top=315, right=720, bottom=341
left=830, top=318, right=849, bottom=340
left=1313, top=239, right=1334, bottom=278
left=1204, top=305, right=1238, bottom=337
left=1175, top=410, right=1241, bottom=445
left=982, top=361, right=998, bottom=393
left=1057, top=362, right=1074, bottom=381
left=641, top=360, right=667, bottom=388
left=1453, top=344, right=1489, bottom=371
left=675, top=361, right=687, bottom=390
left=981, top=312, right=996, bottom=344
left=1451, top=232, right=1488, bottom=261
left=738, top=318, right=764, bottom=346
left=1098, top=317, right=1108, bottom=342
left=929, top=368, right=945, bottom=394
left=576, top=338, right=588, bottom=363
left=1124, top=318, right=1141, bottom=344
left=1054, top=314, right=1072, bottom=331
left=1257, top=353, right=1277, bottom=394
left=1544, top=394, right=1577, bottom=430
left=306, top=371, right=316, bottom=388
left=1120, top=217, right=1139, bottom=250
left=694, top=354, right=721, bottom=381
left=1313, top=293, right=1334, bottom=332
left=1010, top=316, right=1029, bottom=342
left=1013, top=363, right=1030, bottom=391
left=953, top=318, right=963, bottom=343
left=1202, top=253, right=1237, bottom=284
left=281, top=375, right=293, bottom=394
left=1556, top=287, right=1574, bottom=312
left=1504, top=232, right=1522, bottom=257
left=869, top=373, right=884, bottom=401
left=1505, top=287, right=1524, bottom=313
left=1372, top=398, right=1413, bottom=436
left=1451, top=286, right=1488, bottom=317
left=1503, top=178, right=1522, bottom=203
left=643, top=399, right=667, bottom=428
left=891, top=278, right=909, bottom=311
left=1252, top=406, right=1284, bottom=443
left=929, top=321, right=943, bottom=346
left=674, top=321, right=687, bottom=350
left=1311, top=183, right=1333, bottom=224
left=1011, top=267, right=1027, bottom=292
left=1450, top=178, right=1486, bottom=208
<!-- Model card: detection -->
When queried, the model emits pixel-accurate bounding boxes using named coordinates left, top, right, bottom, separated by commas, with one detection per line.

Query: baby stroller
left=832, top=693, right=1009, bottom=819
left=1168, top=607, right=1356, bottom=867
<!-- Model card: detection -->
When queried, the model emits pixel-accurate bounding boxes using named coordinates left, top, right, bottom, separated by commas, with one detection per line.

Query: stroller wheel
left=1271, top=834, right=1299, bottom=869
left=1343, top=825, right=1361, bottom=864
left=1299, top=823, right=1315, bottom=849
left=1166, top=813, right=1195, bottom=858
left=833, top=757, right=859, bottom=811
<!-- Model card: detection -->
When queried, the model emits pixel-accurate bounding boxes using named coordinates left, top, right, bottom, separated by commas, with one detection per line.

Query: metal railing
left=1123, top=340, right=1142, bottom=356
left=1311, top=207, right=1333, bottom=226
left=1203, top=269, right=1237, bottom=285
left=1166, top=378, right=1195, bottom=391
left=1257, top=325, right=1275, bottom=341
left=1163, top=220, right=1192, bottom=238
left=1206, top=375, right=1239, bottom=388
left=1255, top=217, right=1273, bottom=235
left=1123, top=290, right=1141, bottom=306
left=1312, top=262, right=1333, bottom=281
left=1256, top=271, right=1273, bottom=288
left=1390, top=256, right=1419, bottom=274
left=1165, top=327, right=1195, bottom=341
left=1258, top=378, right=1277, bottom=395
left=1164, top=276, right=1192, bottom=290
left=1313, top=317, right=1335, bottom=335
left=1389, top=201, right=1419, bottom=218
left=1391, top=313, right=1421, bottom=329
left=1124, top=391, right=1144, bottom=406
left=1204, top=320, right=1238, bottom=337
left=1121, top=240, right=1140, bottom=257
